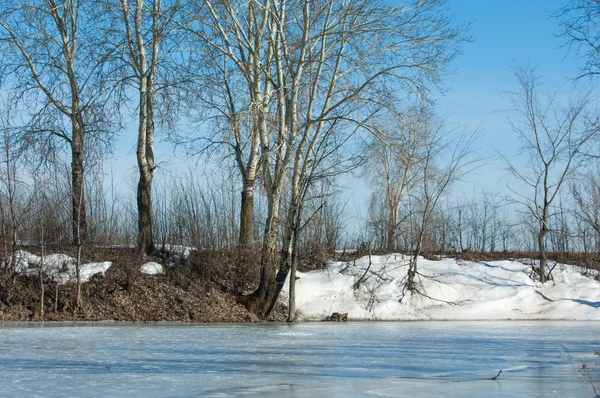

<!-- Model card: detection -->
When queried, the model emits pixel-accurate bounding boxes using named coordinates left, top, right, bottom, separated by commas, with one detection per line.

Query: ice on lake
left=0, top=321, right=598, bottom=397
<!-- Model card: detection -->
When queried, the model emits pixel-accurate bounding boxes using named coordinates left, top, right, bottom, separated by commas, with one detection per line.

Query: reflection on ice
left=0, top=321, right=598, bottom=397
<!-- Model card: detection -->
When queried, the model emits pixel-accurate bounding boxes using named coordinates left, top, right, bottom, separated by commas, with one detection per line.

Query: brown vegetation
left=0, top=246, right=286, bottom=322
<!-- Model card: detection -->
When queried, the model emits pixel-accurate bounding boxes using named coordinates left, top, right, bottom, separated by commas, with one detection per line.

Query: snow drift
left=281, top=254, right=600, bottom=321
left=7, top=250, right=111, bottom=284
left=8, top=251, right=168, bottom=282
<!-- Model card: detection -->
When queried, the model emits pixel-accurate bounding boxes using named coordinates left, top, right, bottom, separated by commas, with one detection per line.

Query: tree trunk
left=71, top=115, right=85, bottom=308
left=239, top=179, right=255, bottom=248
left=264, top=248, right=290, bottom=319
left=407, top=242, right=420, bottom=293
left=75, top=240, right=82, bottom=310
left=137, top=173, right=154, bottom=254
left=137, top=76, right=155, bottom=255
left=538, top=202, right=549, bottom=283
left=287, top=205, right=302, bottom=323
left=266, top=182, right=305, bottom=320
left=406, top=225, right=424, bottom=294
left=538, top=229, right=547, bottom=283
left=252, top=193, right=282, bottom=316
left=39, top=225, right=44, bottom=321
left=71, top=114, right=87, bottom=245
left=71, top=121, right=87, bottom=311
left=387, top=223, right=396, bottom=253
left=264, top=211, right=295, bottom=319
left=287, top=250, right=297, bottom=322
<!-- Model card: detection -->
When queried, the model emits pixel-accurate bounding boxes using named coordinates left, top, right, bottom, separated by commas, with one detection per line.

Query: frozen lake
left=1, top=321, right=598, bottom=397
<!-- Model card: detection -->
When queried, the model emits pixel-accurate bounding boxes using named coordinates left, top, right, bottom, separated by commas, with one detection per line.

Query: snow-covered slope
left=281, top=254, right=600, bottom=321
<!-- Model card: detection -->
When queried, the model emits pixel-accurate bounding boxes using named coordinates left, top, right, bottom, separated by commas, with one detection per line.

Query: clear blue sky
left=438, top=0, right=591, bottom=196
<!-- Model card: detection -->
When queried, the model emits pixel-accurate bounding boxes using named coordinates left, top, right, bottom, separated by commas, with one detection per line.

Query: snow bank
left=8, top=250, right=165, bottom=281
left=141, top=262, right=164, bottom=275
left=80, top=262, right=112, bottom=282
left=281, top=254, right=600, bottom=321
left=6, top=251, right=112, bottom=284
left=8, top=250, right=600, bottom=321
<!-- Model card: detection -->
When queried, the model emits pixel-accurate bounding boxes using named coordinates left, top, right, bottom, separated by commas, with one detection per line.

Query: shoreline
left=3, top=318, right=600, bottom=326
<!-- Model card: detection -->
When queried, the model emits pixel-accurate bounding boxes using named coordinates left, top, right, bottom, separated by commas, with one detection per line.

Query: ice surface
left=281, top=255, right=600, bottom=321
left=0, top=321, right=598, bottom=397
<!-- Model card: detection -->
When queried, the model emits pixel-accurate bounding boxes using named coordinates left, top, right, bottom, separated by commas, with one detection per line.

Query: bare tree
left=571, top=171, right=600, bottom=251
left=402, top=112, right=477, bottom=295
left=300, top=182, right=348, bottom=253
left=98, top=0, right=186, bottom=254
left=367, top=109, right=425, bottom=252
left=504, top=65, right=597, bottom=283
left=259, top=0, right=468, bottom=318
left=179, top=0, right=273, bottom=249
left=0, top=0, right=116, bottom=246
left=555, top=0, right=600, bottom=79
left=0, top=104, right=33, bottom=304
left=178, top=0, right=467, bottom=317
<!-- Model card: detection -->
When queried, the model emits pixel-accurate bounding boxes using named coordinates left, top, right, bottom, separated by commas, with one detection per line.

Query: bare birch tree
left=259, top=0, right=468, bottom=318
left=180, top=0, right=467, bottom=317
left=571, top=172, right=600, bottom=251
left=179, top=0, right=273, bottom=249
left=98, top=0, right=185, bottom=254
left=368, top=110, right=425, bottom=252
left=401, top=112, right=477, bottom=296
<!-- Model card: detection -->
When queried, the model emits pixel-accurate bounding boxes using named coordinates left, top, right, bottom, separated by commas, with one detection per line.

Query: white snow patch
left=7, top=251, right=111, bottom=284
left=141, top=262, right=164, bottom=275
left=281, top=254, right=600, bottom=321
left=80, top=262, right=112, bottom=282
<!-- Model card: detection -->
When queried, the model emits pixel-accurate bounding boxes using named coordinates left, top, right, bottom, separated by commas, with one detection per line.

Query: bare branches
left=554, top=0, right=600, bottom=79
left=504, top=64, right=597, bottom=282
left=0, top=0, right=124, bottom=243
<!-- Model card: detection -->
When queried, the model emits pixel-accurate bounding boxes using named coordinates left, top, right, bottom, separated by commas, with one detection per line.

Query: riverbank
left=0, top=247, right=286, bottom=322
left=1, top=248, right=599, bottom=322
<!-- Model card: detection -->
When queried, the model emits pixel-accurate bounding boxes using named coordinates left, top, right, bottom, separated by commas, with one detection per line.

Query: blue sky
left=438, top=0, right=591, bottom=195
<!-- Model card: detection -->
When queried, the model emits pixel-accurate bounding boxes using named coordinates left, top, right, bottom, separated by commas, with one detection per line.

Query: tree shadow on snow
left=569, top=299, right=600, bottom=308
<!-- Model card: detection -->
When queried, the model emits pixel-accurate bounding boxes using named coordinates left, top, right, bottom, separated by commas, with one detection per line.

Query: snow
left=6, top=250, right=112, bottom=284
left=80, top=262, right=113, bottom=282
left=141, top=262, right=164, bottom=275
left=334, top=248, right=358, bottom=254
left=281, top=254, right=600, bottom=321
